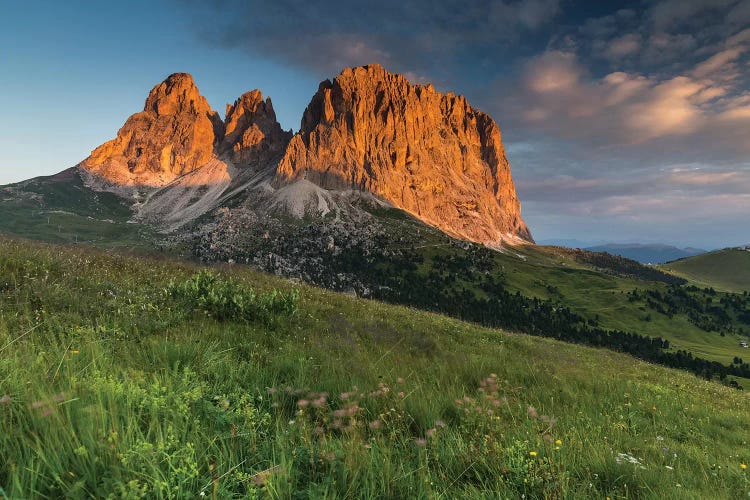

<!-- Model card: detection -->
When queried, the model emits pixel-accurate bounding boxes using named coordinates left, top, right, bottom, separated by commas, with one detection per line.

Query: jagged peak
left=225, top=90, right=277, bottom=122
left=142, top=72, right=214, bottom=118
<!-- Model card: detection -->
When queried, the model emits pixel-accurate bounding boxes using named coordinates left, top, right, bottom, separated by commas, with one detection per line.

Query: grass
left=0, top=170, right=158, bottom=253
left=421, top=243, right=750, bottom=368
left=660, top=249, right=750, bottom=293
left=1, top=237, right=749, bottom=498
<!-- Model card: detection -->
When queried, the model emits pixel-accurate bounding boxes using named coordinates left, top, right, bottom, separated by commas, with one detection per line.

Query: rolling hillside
left=0, top=237, right=749, bottom=498
left=661, top=248, right=750, bottom=293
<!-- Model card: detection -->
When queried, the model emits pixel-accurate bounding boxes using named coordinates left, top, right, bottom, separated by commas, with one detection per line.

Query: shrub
left=167, top=271, right=299, bottom=325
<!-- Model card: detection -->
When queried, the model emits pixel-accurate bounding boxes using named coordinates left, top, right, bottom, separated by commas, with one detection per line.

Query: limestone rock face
left=275, top=64, right=532, bottom=244
left=221, top=90, right=293, bottom=170
left=81, top=73, right=223, bottom=187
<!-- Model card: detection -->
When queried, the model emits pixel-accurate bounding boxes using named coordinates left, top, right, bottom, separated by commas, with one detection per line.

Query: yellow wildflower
left=741, top=463, right=747, bottom=470
left=529, top=451, right=537, bottom=457
left=555, top=439, right=562, bottom=446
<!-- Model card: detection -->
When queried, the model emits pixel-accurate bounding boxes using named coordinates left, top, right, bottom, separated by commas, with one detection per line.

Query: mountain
left=73, top=66, right=530, bottom=246
left=81, top=73, right=224, bottom=188
left=660, top=248, right=750, bottom=292
left=584, top=243, right=705, bottom=264
left=276, top=64, right=532, bottom=245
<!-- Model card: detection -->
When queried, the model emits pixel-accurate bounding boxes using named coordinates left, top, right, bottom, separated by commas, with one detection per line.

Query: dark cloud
left=178, top=0, right=560, bottom=80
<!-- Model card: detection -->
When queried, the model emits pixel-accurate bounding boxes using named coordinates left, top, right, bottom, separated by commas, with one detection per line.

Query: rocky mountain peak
left=80, top=74, right=292, bottom=187
left=221, top=90, right=292, bottom=170
left=276, top=64, right=533, bottom=245
left=143, top=72, right=207, bottom=116
left=82, top=73, right=222, bottom=187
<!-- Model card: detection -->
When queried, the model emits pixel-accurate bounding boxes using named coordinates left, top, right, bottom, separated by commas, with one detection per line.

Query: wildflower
left=398, top=391, right=405, bottom=398
left=555, top=439, right=562, bottom=446
left=435, top=420, right=447, bottom=428
left=369, top=420, right=383, bottom=430
left=0, top=395, right=10, bottom=405
left=529, top=451, right=538, bottom=457
left=741, top=464, right=747, bottom=470
left=415, top=438, right=427, bottom=447
left=297, top=399, right=309, bottom=408
left=312, top=394, right=327, bottom=407
left=656, top=436, right=664, bottom=441
left=397, top=377, right=405, bottom=384
left=425, top=428, right=437, bottom=438
left=615, top=453, right=642, bottom=466
left=527, top=406, right=538, bottom=419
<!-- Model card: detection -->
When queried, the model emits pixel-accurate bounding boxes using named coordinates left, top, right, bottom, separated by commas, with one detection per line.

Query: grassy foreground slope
left=660, top=249, right=750, bottom=293
left=1, top=237, right=749, bottom=499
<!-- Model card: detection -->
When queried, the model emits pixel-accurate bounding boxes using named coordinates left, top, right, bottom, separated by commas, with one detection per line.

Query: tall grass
left=0, top=238, right=748, bottom=498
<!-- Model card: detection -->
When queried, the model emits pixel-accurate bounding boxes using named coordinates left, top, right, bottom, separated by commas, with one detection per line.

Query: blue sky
left=1, top=0, right=749, bottom=248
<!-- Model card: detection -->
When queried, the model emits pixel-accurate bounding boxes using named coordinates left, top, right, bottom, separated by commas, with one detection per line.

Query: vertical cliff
left=275, top=64, right=532, bottom=244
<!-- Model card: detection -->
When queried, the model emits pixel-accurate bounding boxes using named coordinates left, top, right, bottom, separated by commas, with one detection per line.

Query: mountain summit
left=276, top=64, right=532, bottom=244
left=76, top=66, right=530, bottom=245
left=82, top=73, right=223, bottom=187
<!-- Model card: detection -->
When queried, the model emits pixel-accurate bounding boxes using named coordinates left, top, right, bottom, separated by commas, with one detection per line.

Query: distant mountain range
left=583, top=243, right=706, bottom=264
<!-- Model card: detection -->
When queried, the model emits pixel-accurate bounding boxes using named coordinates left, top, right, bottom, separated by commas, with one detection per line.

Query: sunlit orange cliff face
left=80, top=73, right=289, bottom=188
left=79, top=65, right=533, bottom=246
left=276, top=64, right=532, bottom=244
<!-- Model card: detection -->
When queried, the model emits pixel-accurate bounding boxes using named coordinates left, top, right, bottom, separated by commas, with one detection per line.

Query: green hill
left=0, top=169, right=156, bottom=252
left=1, top=237, right=749, bottom=498
left=661, top=249, right=750, bottom=292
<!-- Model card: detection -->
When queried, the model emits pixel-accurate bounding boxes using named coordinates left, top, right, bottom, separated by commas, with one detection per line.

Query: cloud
left=503, top=40, right=750, bottom=151
left=692, top=46, right=747, bottom=79
left=605, top=33, right=642, bottom=60
left=646, top=0, right=741, bottom=31
left=178, top=0, right=561, bottom=78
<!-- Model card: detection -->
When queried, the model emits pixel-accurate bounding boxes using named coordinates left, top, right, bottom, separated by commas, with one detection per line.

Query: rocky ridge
left=77, top=66, right=532, bottom=246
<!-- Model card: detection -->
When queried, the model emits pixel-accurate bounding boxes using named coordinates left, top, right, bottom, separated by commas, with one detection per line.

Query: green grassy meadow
left=1, top=237, right=749, bottom=498
left=660, top=249, right=750, bottom=293
left=411, top=242, right=750, bottom=369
